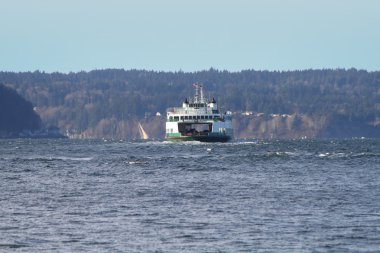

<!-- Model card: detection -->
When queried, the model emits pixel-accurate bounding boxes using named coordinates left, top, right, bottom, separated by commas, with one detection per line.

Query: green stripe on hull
left=166, top=133, right=182, bottom=137
left=166, top=136, right=194, bottom=141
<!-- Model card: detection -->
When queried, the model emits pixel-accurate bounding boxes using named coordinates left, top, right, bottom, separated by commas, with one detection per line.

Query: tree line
left=0, top=68, right=379, bottom=138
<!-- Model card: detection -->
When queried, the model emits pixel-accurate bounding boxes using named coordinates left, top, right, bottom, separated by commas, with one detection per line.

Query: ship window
left=174, top=116, right=179, bottom=121
left=169, top=116, right=173, bottom=121
left=201, top=115, right=204, bottom=119
left=196, top=116, right=200, bottom=119
left=180, top=116, right=184, bottom=120
left=185, top=116, right=188, bottom=120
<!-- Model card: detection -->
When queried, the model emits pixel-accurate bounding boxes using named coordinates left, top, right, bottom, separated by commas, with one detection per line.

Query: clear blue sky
left=1, top=0, right=379, bottom=72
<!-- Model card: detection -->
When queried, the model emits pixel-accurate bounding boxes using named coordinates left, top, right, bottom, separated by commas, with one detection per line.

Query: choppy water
left=0, top=139, right=379, bottom=252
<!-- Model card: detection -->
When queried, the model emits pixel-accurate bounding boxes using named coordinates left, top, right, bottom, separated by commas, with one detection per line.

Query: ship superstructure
left=165, top=83, right=233, bottom=142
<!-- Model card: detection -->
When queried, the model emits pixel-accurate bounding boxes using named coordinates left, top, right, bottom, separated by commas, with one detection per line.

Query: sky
left=0, top=0, right=379, bottom=72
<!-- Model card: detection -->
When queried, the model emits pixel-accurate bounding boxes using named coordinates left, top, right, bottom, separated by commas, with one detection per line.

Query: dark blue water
left=0, top=139, right=379, bottom=252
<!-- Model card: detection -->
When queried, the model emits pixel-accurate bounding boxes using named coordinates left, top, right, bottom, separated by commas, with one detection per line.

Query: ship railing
left=166, top=107, right=215, bottom=114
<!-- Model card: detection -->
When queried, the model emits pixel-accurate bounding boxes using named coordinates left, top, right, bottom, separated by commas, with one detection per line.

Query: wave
left=317, top=152, right=380, bottom=159
left=8, top=156, right=94, bottom=162
left=126, top=160, right=149, bottom=165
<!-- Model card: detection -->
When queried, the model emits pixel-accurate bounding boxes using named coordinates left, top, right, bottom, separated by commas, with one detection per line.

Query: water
left=0, top=139, right=379, bottom=252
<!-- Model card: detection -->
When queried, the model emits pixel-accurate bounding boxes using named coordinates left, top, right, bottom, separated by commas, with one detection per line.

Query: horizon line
left=0, top=67, right=377, bottom=75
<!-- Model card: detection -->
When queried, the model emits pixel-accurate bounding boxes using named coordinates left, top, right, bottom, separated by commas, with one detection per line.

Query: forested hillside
left=1, top=69, right=379, bottom=139
left=0, top=84, right=41, bottom=137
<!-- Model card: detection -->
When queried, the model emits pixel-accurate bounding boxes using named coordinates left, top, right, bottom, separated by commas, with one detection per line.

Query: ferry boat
left=165, top=83, right=233, bottom=142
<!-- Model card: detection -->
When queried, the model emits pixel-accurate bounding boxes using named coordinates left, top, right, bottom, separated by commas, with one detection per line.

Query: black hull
left=192, top=135, right=231, bottom=143
left=166, top=134, right=232, bottom=142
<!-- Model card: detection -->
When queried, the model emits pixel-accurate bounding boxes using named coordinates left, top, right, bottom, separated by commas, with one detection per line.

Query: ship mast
left=193, top=83, right=206, bottom=104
